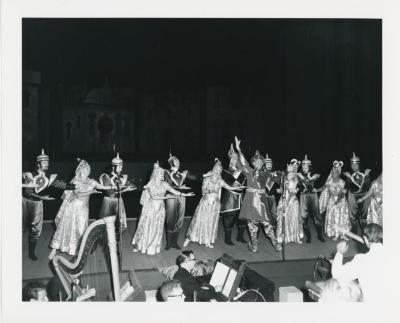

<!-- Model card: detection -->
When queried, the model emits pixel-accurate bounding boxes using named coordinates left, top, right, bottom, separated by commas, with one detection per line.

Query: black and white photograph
left=1, top=1, right=399, bottom=323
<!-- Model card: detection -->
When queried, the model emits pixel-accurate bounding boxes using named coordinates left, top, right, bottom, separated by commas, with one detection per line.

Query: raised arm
left=234, top=136, right=251, bottom=172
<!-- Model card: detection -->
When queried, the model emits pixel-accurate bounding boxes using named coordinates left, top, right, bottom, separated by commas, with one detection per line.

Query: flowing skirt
left=366, top=196, right=383, bottom=226
left=132, top=200, right=165, bottom=255
left=50, top=196, right=89, bottom=256
left=186, top=194, right=221, bottom=245
left=276, top=197, right=303, bottom=244
left=324, top=197, right=351, bottom=238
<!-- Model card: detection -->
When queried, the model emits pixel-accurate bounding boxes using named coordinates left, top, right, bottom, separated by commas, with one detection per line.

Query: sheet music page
left=222, top=269, right=237, bottom=298
left=209, top=262, right=230, bottom=288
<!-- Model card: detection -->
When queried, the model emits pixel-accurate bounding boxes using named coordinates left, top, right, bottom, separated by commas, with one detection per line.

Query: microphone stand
left=280, top=171, right=286, bottom=261
left=116, top=178, right=122, bottom=269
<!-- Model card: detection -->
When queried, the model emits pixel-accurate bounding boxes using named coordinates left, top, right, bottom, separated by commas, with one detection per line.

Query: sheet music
left=209, top=262, right=230, bottom=288
left=222, top=269, right=237, bottom=298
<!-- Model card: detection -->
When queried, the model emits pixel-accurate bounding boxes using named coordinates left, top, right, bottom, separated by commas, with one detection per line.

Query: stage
left=23, top=217, right=361, bottom=289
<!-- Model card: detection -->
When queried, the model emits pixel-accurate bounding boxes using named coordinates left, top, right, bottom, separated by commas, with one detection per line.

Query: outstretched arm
left=220, top=179, right=245, bottom=191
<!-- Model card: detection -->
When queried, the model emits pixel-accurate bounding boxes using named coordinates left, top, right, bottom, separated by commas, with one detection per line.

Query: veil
left=140, top=162, right=165, bottom=206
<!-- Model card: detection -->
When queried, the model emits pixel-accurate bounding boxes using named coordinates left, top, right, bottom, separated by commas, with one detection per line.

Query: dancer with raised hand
left=319, top=161, right=351, bottom=241
left=132, top=162, right=194, bottom=255
left=234, top=136, right=282, bottom=252
left=297, top=155, right=325, bottom=243
left=164, top=150, right=196, bottom=250
left=22, top=149, right=75, bottom=261
left=276, top=159, right=303, bottom=244
left=49, top=159, right=115, bottom=259
left=183, top=158, right=245, bottom=248
left=220, top=144, right=247, bottom=245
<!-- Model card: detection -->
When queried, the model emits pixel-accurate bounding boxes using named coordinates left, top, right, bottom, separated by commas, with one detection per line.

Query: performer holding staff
left=164, top=151, right=196, bottom=250
left=183, top=158, right=245, bottom=248
left=132, top=162, right=194, bottom=255
left=319, top=161, right=351, bottom=241
left=220, top=144, right=247, bottom=245
left=297, top=155, right=325, bottom=243
left=343, top=153, right=371, bottom=234
left=49, top=159, right=116, bottom=259
left=22, top=149, right=75, bottom=260
left=234, top=136, right=282, bottom=252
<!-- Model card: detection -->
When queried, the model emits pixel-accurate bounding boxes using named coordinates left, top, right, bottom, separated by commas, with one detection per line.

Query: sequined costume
left=132, top=163, right=181, bottom=255
left=344, top=153, right=371, bottom=233
left=237, top=150, right=280, bottom=252
left=185, top=174, right=223, bottom=246
left=164, top=152, right=194, bottom=250
left=319, top=162, right=351, bottom=239
left=50, top=161, right=97, bottom=256
left=22, top=149, right=73, bottom=260
left=297, top=155, right=325, bottom=242
left=365, top=175, right=382, bottom=226
left=276, top=169, right=303, bottom=244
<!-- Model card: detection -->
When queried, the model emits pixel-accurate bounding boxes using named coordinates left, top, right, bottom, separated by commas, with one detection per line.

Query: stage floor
left=22, top=217, right=360, bottom=280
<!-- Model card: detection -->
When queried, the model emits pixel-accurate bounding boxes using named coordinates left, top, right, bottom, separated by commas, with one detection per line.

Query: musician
left=99, top=152, right=136, bottom=234
left=297, top=155, right=325, bottom=243
left=331, top=223, right=383, bottom=302
left=173, top=253, right=222, bottom=302
left=159, top=280, right=185, bottom=302
left=234, top=137, right=281, bottom=253
left=343, top=153, right=371, bottom=234
left=22, top=149, right=75, bottom=260
left=263, top=153, right=283, bottom=225
left=164, top=151, right=195, bottom=250
left=22, top=281, right=49, bottom=302
left=220, top=144, right=247, bottom=245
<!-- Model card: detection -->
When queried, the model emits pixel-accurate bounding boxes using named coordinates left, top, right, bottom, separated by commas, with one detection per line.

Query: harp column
left=104, top=216, right=121, bottom=301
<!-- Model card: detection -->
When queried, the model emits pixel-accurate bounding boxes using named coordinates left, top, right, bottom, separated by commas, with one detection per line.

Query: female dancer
left=276, top=159, right=303, bottom=244
left=183, top=158, right=245, bottom=248
left=49, top=159, right=115, bottom=259
left=132, top=162, right=194, bottom=255
left=357, top=174, right=382, bottom=226
left=319, top=161, right=351, bottom=240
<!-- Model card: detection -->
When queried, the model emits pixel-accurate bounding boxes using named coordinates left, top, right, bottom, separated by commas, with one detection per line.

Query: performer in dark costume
left=22, top=149, right=75, bottom=260
left=343, top=152, right=371, bottom=234
left=234, top=137, right=281, bottom=253
left=164, top=151, right=196, bottom=250
left=99, top=152, right=136, bottom=236
left=263, top=153, right=283, bottom=226
left=220, top=144, right=247, bottom=245
left=297, top=155, right=325, bottom=243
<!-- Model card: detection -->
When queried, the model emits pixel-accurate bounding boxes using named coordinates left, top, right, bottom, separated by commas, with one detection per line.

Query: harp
left=52, top=216, right=143, bottom=301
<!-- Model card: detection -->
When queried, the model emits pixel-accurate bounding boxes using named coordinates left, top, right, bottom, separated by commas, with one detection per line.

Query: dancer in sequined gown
left=49, top=159, right=115, bottom=259
left=319, top=161, right=351, bottom=240
left=132, top=162, right=194, bottom=255
left=183, top=158, right=245, bottom=248
left=357, top=174, right=382, bottom=226
left=276, top=160, right=303, bottom=244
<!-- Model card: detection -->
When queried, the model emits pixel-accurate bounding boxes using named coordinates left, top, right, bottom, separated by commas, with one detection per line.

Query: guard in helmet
left=22, top=149, right=75, bottom=260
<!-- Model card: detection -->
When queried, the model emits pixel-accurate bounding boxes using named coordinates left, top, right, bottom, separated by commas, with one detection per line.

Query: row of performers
left=22, top=136, right=382, bottom=260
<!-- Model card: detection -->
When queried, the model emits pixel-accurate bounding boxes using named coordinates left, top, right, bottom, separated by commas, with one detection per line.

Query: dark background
left=22, top=19, right=382, bottom=219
